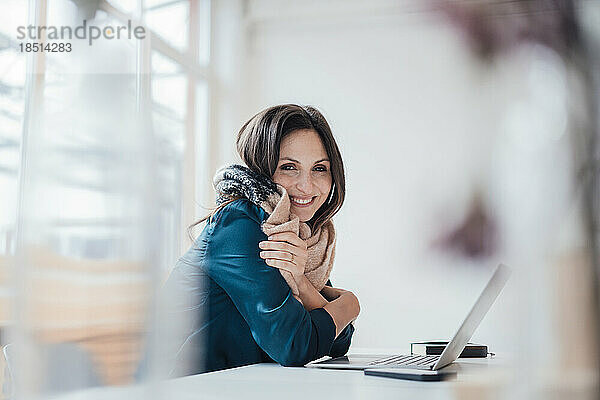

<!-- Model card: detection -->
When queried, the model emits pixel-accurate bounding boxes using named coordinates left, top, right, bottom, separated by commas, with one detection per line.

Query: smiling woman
left=272, top=129, right=333, bottom=223
left=235, top=105, right=346, bottom=233
left=157, top=105, right=359, bottom=376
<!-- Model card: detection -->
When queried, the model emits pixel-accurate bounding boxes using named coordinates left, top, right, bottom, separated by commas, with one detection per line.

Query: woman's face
left=272, top=129, right=333, bottom=222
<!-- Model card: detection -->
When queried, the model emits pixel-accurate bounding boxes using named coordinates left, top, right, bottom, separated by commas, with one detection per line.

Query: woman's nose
left=296, top=172, right=312, bottom=194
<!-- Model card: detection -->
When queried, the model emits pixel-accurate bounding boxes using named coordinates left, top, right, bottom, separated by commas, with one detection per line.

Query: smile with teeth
left=290, top=196, right=316, bottom=207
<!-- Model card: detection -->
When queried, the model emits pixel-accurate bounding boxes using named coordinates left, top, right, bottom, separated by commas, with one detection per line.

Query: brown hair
left=189, top=104, right=345, bottom=238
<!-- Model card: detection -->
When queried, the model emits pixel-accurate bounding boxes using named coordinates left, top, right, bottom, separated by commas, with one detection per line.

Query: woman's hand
left=258, top=232, right=308, bottom=280
left=322, top=286, right=360, bottom=323
left=324, top=290, right=360, bottom=337
left=320, top=286, right=348, bottom=302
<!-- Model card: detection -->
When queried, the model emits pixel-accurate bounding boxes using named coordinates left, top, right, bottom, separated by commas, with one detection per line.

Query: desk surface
left=56, top=357, right=507, bottom=400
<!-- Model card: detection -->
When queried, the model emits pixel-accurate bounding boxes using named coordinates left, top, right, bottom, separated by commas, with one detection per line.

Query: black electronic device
left=364, top=368, right=457, bottom=382
left=410, top=341, right=489, bottom=358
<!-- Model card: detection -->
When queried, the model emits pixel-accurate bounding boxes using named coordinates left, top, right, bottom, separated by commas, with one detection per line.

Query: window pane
left=151, top=51, right=187, bottom=127
left=151, top=51, right=187, bottom=271
left=198, top=0, right=211, bottom=65
left=145, top=0, right=189, bottom=52
left=195, top=80, right=209, bottom=215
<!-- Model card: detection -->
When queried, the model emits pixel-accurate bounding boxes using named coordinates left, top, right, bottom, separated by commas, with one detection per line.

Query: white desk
left=56, top=357, right=507, bottom=400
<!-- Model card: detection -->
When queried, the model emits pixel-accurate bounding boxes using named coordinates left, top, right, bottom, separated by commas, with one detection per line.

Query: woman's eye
left=281, top=164, right=296, bottom=171
left=314, top=165, right=328, bottom=172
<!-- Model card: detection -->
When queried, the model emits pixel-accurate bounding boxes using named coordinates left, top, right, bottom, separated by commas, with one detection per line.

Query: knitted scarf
left=213, top=164, right=336, bottom=296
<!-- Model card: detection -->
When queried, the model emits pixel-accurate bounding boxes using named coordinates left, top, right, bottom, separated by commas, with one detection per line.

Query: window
left=145, top=0, right=190, bottom=52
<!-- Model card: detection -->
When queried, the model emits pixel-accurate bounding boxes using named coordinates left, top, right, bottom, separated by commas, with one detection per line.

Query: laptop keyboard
left=367, top=354, right=440, bottom=368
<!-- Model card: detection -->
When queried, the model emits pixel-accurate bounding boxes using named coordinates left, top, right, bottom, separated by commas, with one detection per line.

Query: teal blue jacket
left=164, top=199, right=354, bottom=376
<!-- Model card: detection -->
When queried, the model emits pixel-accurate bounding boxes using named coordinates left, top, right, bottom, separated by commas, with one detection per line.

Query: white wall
left=211, top=0, right=592, bottom=360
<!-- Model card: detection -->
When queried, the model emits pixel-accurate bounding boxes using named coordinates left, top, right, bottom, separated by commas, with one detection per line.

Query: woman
left=163, top=104, right=360, bottom=376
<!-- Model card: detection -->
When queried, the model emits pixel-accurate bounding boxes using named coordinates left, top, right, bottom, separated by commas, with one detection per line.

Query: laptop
left=306, top=264, right=511, bottom=371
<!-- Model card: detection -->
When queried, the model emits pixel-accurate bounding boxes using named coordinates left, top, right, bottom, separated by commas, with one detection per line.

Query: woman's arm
left=205, top=202, right=337, bottom=367
left=259, top=228, right=361, bottom=338
left=322, top=289, right=360, bottom=337
left=287, top=278, right=359, bottom=343
left=295, top=275, right=327, bottom=310
left=295, top=277, right=360, bottom=337
left=319, top=282, right=355, bottom=356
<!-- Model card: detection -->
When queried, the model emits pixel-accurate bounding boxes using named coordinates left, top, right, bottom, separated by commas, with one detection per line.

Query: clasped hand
left=259, top=232, right=308, bottom=279
left=259, top=232, right=360, bottom=327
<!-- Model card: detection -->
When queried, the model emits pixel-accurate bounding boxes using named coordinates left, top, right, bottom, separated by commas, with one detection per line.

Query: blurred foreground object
left=438, top=0, right=580, bottom=60
left=439, top=0, right=600, bottom=398
left=436, top=190, right=497, bottom=259
left=11, top=64, right=161, bottom=395
left=23, top=245, right=147, bottom=386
